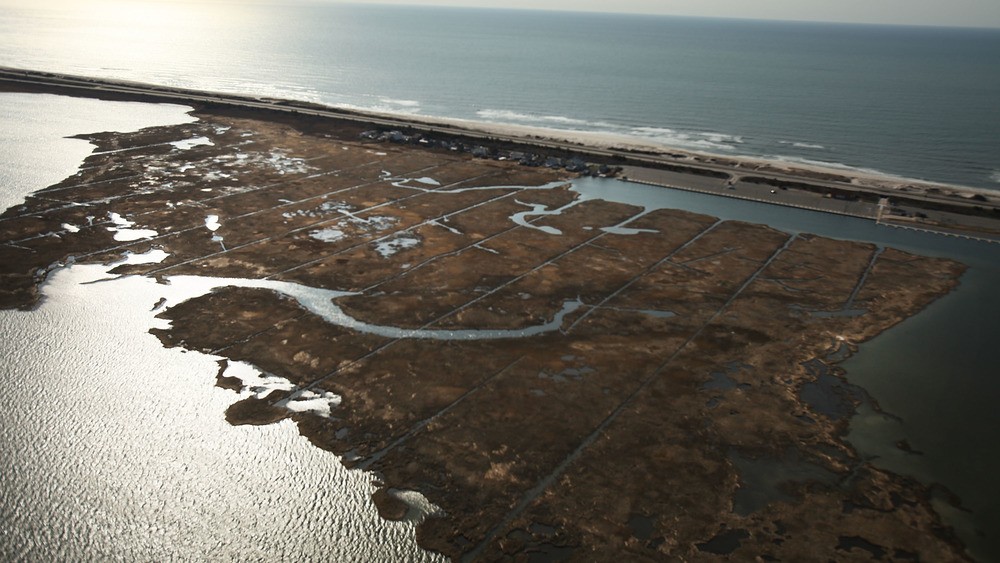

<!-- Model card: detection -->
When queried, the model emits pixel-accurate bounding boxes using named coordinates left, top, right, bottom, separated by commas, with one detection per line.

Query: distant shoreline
left=2, top=66, right=998, bottom=240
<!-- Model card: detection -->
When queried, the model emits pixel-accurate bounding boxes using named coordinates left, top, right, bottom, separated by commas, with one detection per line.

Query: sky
left=2, top=0, right=998, bottom=28
left=346, top=0, right=1000, bottom=28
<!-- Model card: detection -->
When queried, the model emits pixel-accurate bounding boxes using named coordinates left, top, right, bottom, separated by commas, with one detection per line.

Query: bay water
left=0, top=93, right=443, bottom=562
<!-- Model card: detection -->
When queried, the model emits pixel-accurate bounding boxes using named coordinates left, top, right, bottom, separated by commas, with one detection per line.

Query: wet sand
left=0, top=100, right=976, bottom=561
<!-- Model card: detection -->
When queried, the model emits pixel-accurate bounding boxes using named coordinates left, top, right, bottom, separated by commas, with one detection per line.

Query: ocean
left=1, top=1, right=999, bottom=190
left=2, top=3, right=1000, bottom=560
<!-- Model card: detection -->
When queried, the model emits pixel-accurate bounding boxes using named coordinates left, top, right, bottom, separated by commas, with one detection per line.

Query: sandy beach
left=2, top=66, right=999, bottom=245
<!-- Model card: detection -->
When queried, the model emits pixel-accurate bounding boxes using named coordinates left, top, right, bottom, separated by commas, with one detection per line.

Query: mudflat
left=0, top=107, right=971, bottom=561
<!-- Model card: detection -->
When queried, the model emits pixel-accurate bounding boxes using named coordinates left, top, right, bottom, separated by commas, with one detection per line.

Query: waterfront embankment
left=2, top=66, right=998, bottom=242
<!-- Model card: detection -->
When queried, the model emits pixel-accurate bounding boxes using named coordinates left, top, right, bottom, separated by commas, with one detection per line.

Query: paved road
left=2, top=66, right=997, bottom=219
left=621, top=165, right=1000, bottom=243
left=620, top=166, right=880, bottom=219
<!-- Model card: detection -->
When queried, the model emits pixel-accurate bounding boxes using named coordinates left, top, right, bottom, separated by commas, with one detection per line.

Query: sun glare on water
left=82, top=0, right=196, bottom=47
left=4, top=0, right=240, bottom=74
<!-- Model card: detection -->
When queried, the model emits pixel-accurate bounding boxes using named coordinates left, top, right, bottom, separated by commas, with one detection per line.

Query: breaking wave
left=475, top=109, right=745, bottom=152
left=379, top=98, right=421, bottom=107
left=763, top=154, right=908, bottom=180
left=779, top=140, right=826, bottom=150
left=476, top=109, right=598, bottom=128
left=628, top=127, right=744, bottom=152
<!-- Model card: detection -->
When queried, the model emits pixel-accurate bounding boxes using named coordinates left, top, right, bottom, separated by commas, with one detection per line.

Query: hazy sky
left=355, top=0, right=1000, bottom=28
left=3, top=0, right=998, bottom=28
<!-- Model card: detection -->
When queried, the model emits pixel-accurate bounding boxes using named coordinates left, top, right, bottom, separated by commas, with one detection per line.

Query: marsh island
left=0, top=95, right=974, bottom=561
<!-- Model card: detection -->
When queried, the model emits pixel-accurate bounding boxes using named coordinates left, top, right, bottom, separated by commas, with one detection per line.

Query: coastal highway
left=2, top=66, right=997, bottom=220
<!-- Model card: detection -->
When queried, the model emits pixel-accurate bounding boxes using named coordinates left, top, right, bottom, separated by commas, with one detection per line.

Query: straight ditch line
left=142, top=164, right=455, bottom=275
left=678, top=246, right=736, bottom=266
left=262, top=171, right=504, bottom=280
left=4, top=152, right=396, bottom=245
left=289, top=209, right=647, bottom=399
left=84, top=137, right=267, bottom=163
left=2, top=141, right=393, bottom=227
left=565, top=219, right=723, bottom=333
left=208, top=312, right=311, bottom=356
left=44, top=154, right=359, bottom=220
left=90, top=139, right=202, bottom=156
left=35, top=174, right=141, bottom=195
left=461, top=233, right=797, bottom=562
left=196, top=186, right=576, bottom=395
left=163, top=177, right=529, bottom=357
left=355, top=356, right=525, bottom=472
left=358, top=218, right=526, bottom=294
left=846, top=246, right=884, bottom=309
left=65, top=173, right=377, bottom=265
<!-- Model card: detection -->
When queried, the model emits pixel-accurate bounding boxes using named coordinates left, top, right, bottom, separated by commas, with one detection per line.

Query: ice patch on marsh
left=109, top=212, right=132, bottom=227
left=220, top=361, right=342, bottom=418
left=111, top=229, right=158, bottom=242
left=385, top=489, right=445, bottom=523
left=413, top=177, right=440, bottom=186
left=111, top=248, right=170, bottom=266
left=235, top=366, right=296, bottom=399
left=284, top=389, right=343, bottom=418
left=106, top=212, right=157, bottom=241
left=375, top=236, right=420, bottom=258
left=264, top=149, right=314, bottom=175
left=310, top=228, right=346, bottom=243
left=288, top=203, right=397, bottom=241
left=284, top=200, right=354, bottom=220
left=171, top=136, right=214, bottom=150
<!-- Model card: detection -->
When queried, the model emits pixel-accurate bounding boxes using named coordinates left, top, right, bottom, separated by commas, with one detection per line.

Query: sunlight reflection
left=13, top=0, right=243, bottom=76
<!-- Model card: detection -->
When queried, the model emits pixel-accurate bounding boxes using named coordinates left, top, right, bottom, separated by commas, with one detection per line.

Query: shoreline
left=0, top=98, right=983, bottom=560
left=391, top=112, right=992, bottom=195
left=2, top=66, right=999, bottom=239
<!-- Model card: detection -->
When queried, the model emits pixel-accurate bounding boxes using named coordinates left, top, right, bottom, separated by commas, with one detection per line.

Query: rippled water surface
left=0, top=94, right=442, bottom=562
left=0, top=93, right=194, bottom=212
left=0, top=264, right=443, bottom=562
